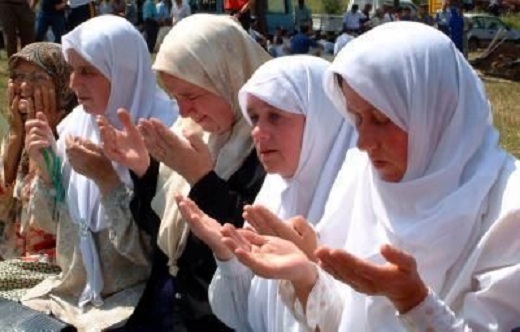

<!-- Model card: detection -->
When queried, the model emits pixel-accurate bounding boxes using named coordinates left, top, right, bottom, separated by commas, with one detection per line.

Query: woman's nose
left=357, top=124, right=378, bottom=153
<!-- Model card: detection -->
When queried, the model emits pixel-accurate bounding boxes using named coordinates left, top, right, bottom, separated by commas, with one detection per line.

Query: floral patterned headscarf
left=8, top=42, right=77, bottom=113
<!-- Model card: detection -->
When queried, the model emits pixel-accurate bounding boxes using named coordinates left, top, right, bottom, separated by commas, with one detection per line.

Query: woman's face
left=247, top=95, right=305, bottom=178
left=159, top=72, right=235, bottom=134
left=67, top=49, right=111, bottom=115
left=341, top=81, right=408, bottom=182
left=10, top=60, right=55, bottom=114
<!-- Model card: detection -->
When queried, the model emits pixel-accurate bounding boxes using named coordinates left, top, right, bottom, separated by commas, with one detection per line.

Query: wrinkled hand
left=33, top=85, right=62, bottom=131
left=316, top=244, right=429, bottom=313
left=65, top=135, right=119, bottom=194
left=176, top=195, right=233, bottom=261
left=243, top=205, right=318, bottom=261
left=221, top=224, right=317, bottom=284
left=97, top=109, right=150, bottom=177
left=7, top=80, right=26, bottom=138
left=25, top=112, right=55, bottom=181
left=138, top=119, right=213, bottom=185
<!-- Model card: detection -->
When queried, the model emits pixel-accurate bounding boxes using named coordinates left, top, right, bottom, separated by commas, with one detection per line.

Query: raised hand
left=176, top=195, right=233, bottom=261
left=316, top=244, right=429, bottom=313
left=32, top=85, right=62, bottom=131
left=65, top=135, right=119, bottom=195
left=25, top=112, right=55, bottom=182
left=97, top=109, right=150, bottom=177
left=221, top=224, right=317, bottom=284
left=138, top=119, right=213, bottom=185
left=7, top=80, right=25, bottom=138
left=243, top=205, right=318, bottom=261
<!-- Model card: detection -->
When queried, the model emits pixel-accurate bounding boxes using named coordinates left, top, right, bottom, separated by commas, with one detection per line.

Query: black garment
left=144, top=18, right=159, bottom=53
left=67, top=3, right=93, bottom=31
left=119, top=150, right=265, bottom=331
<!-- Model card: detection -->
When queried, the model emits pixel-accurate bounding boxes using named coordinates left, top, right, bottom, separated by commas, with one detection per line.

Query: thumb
left=36, top=111, right=48, bottom=123
left=380, top=244, right=416, bottom=272
left=77, top=137, right=102, bottom=153
left=184, top=130, right=207, bottom=152
left=289, top=216, right=312, bottom=235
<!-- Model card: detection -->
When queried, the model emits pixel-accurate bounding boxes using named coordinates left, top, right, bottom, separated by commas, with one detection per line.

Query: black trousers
left=144, top=18, right=159, bottom=53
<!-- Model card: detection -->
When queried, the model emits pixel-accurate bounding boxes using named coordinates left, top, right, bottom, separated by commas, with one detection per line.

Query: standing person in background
left=343, top=4, right=364, bottom=34
left=142, top=0, right=159, bottom=52
left=224, top=0, right=253, bottom=31
left=170, top=0, right=190, bottom=25
left=435, top=0, right=452, bottom=35
left=125, top=0, right=138, bottom=25
left=294, top=0, right=312, bottom=32
left=156, top=0, right=170, bottom=25
left=111, top=0, right=125, bottom=15
left=382, top=2, right=395, bottom=22
left=0, top=0, right=35, bottom=57
left=449, top=1, right=464, bottom=52
left=67, top=0, right=95, bottom=31
left=35, top=0, right=67, bottom=43
left=417, top=3, right=434, bottom=26
left=359, top=3, right=372, bottom=30
left=98, top=0, right=114, bottom=14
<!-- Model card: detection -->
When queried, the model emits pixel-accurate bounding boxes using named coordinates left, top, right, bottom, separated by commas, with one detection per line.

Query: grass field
left=0, top=48, right=518, bottom=157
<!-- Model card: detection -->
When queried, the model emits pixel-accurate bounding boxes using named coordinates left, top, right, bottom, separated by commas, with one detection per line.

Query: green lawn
left=0, top=49, right=518, bottom=157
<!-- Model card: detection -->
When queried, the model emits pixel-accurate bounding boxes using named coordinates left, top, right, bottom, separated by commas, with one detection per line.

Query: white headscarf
left=320, top=22, right=507, bottom=330
left=151, top=14, right=271, bottom=275
left=239, top=56, right=356, bottom=331
left=59, top=15, right=177, bottom=307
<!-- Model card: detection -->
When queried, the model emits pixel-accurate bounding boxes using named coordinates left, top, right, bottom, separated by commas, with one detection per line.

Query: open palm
left=176, top=195, right=233, bottom=260
left=222, top=225, right=314, bottom=282
left=97, top=109, right=150, bottom=177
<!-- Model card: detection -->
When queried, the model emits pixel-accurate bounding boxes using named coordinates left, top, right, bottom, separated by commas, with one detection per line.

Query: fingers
left=8, top=80, right=14, bottom=105
left=184, top=129, right=206, bottom=152
left=118, top=108, right=140, bottom=136
left=243, top=205, right=276, bottom=236
left=26, top=96, right=36, bottom=120
left=380, top=244, right=416, bottom=272
left=234, top=249, right=273, bottom=278
left=221, top=224, right=252, bottom=253
left=33, top=87, right=43, bottom=117
left=98, top=116, right=116, bottom=147
left=290, top=216, right=316, bottom=240
left=237, top=229, right=268, bottom=247
left=9, top=94, right=20, bottom=116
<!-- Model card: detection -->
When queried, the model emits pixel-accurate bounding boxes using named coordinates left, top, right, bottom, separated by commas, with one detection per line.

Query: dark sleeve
left=188, top=150, right=265, bottom=228
left=174, top=150, right=265, bottom=327
left=129, top=158, right=161, bottom=240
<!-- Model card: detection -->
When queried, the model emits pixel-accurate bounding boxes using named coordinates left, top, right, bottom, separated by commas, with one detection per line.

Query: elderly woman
left=218, top=22, right=520, bottom=330
left=23, top=16, right=177, bottom=330
left=175, top=55, right=357, bottom=331
left=0, top=42, right=76, bottom=301
left=97, top=14, right=270, bottom=330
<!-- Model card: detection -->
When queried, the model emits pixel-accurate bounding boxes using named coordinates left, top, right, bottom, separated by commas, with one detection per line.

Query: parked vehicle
left=466, top=13, right=520, bottom=50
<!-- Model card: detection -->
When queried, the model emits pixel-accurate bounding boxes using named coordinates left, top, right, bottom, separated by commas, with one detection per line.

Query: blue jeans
left=35, top=12, right=66, bottom=43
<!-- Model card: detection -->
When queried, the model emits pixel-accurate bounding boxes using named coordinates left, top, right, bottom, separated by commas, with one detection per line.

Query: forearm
left=280, top=267, right=346, bottom=331
left=95, top=171, right=122, bottom=197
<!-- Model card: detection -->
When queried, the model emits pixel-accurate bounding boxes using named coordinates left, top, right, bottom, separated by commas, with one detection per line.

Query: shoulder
left=490, top=157, right=520, bottom=217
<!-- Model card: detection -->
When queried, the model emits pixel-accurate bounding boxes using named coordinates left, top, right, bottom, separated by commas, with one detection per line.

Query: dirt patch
left=471, top=42, right=520, bottom=81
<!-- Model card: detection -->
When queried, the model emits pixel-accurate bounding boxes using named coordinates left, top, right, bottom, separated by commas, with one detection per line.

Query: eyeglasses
left=10, top=71, right=52, bottom=84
